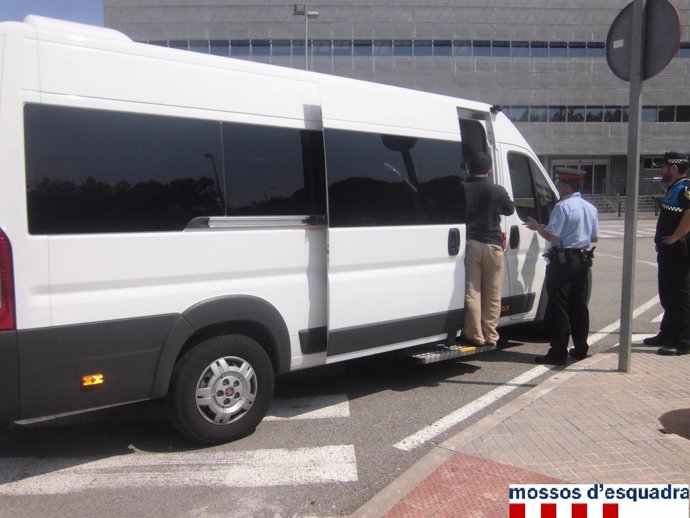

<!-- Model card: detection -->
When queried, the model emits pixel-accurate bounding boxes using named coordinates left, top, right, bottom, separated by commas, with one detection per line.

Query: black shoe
left=657, top=346, right=690, bottom=356
left=535, top=354, right=567, bottom=366
left=643, top=333, right=673, bottom=346
left=568, top=348, right=589, bottom=361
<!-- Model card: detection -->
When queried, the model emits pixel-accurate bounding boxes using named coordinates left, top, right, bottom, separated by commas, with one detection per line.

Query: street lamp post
left=293, top=4, right=319, bottom=70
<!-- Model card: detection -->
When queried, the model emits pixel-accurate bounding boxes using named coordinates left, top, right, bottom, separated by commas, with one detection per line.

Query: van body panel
left=0, top=332, right=19, bottom=422
left=17, top=315, right=177, bottom=418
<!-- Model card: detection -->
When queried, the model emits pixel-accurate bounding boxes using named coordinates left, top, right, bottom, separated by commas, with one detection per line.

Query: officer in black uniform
left=643, top=151, right=690, bottom=355
left=525, top=168, right=599, bottom=365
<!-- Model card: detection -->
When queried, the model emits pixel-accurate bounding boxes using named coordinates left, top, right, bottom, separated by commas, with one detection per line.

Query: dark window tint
left=642, top=106, right=658, bottom=122
left=587, top=42, right=605, bottom=57
left=325, top=130, right=466, bottom=227
left=354, top=40, right=373, bottom=56
left=586, top=106, right=603, bottom=122
left=25, top=104, right=224, bottom=234
left=568, top=42, right=586, bottom=57
left=568, top=106, right=585, bottom=122
left=473, top=40, right=491, bottom=56
left=24, top=104, right=326, bottom=234
left=230, top=40, right=250, bottom=57
left=549, top=42, right=567, bottom=57
left=509, top=106, right=529, bottom=123
left=373, top=39, right=393, bottom=56
left=272, top=40, right=292, bottom=56
left=394, top=40, right=413, bottom=56
left=414, top=40, right=433, bottom=56
left=210, top=40, right=229, bottom=56
left=313, top=39, right=332, bottom=56
left=222, top=123, right=325, bottom=216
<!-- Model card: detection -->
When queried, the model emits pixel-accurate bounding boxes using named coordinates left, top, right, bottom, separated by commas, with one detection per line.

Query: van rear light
left=0, top=230, right=16, bottom=331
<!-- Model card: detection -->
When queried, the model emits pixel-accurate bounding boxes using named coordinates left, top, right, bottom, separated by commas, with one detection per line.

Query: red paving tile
left=385, top=452, right=563, bottom=518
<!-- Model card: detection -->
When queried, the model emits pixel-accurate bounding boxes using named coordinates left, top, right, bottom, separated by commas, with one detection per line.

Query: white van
left=0, top=16, right=558, bottom=444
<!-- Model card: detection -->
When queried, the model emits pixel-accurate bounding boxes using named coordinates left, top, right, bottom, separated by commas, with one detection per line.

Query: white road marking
left=266, top=394, right=350, bottom=420
left=393, top=295, right=661, bottom=452
left=0, top=445, right=358, bottom=495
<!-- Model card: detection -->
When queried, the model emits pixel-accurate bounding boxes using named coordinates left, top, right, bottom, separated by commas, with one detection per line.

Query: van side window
left=325, top=129, right=466, bottom=227
left=24, top=104, right=325, bottom=234
left=222, top=122, right=326, bottom=216
left=507, top=152, right=557, bottom=224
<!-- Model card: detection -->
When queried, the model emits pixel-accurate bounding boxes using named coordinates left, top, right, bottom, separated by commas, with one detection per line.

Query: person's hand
left=661, top=235, right=680, bottom=245
left=524, top=217, right=540, bottom=231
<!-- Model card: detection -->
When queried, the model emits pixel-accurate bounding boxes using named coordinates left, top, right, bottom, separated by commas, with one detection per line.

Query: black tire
left=167, top=335, right=274, bottom=445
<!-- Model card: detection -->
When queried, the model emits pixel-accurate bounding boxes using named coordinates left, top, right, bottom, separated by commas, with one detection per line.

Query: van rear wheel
left=167, top=335, right=274, bottom=445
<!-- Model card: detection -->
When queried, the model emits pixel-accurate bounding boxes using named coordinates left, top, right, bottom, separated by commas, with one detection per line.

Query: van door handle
left=509, top=225, right=520, bottom=249
left=448, top=228, right=460, bottom=256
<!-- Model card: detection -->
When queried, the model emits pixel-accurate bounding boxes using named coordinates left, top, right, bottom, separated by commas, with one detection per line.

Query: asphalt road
left=0, top=218, right=662, bottom=518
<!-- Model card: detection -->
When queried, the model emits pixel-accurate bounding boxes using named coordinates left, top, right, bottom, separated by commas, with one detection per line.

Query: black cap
left=653, top=151, right=689, bottom=168
left=469, top=152, right=492, bottom=175
left=555, top=167, right=585, bottom=181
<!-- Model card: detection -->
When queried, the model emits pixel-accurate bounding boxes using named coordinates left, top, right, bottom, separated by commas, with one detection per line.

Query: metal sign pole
left=618, top=0, right=645, bottom=372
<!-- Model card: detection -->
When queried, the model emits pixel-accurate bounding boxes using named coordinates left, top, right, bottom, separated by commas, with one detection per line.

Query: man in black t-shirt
left=644, top=151, right=690, bottom=355
left=461, top=152, right=515, bottom=347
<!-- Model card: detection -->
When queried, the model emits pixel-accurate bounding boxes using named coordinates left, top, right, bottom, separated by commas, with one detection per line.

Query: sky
left=0, top=0, right=104, bottom=26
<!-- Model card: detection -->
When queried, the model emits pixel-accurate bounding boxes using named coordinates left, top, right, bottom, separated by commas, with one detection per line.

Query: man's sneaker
left=535, top=354, right=567, bottom=366
left=642, top=333, right=673, bottom=346
left=568, top=348, right=589, bottom=361
left=657, top=346, right=690, bottom=356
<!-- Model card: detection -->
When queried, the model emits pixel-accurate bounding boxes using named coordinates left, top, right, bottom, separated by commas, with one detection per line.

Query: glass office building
left=104, top=0, right=690, bottom=204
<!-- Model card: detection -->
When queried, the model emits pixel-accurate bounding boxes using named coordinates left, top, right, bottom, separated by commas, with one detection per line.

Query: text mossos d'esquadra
left=509, top=484, right=689, bottom=503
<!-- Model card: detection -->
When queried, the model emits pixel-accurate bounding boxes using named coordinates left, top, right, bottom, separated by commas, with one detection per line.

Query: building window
left=433, top=40, right=452, bottom=56
left=354, top=40, right=373, bottom=56
left=414, top=40, right=433, bottom=56
left=189, top=40, right=209, bottom=54
left=568, top=42, right=586, bottom=57
left=511, top=41, right=530, bottom=57
left=508, top=106, right=529, bottom=123
left=373, top=39, right=393, bottom=56
left=210, top=40, right=229, bottom=56
left=641, top=106, right=658, bottom=123
left=586, top=106, right=604, bottom=122
left=548, top=106, right=567, bottom=122
left=549, top=42, right=567, bottom=57
left=677, top=106, right=690, bottom=122
left=658, top=106, right=675, bottom=122
left=313, top=39, right=332, bottom=57
left=473, top=40, right=491, bottom=57
left=530, top=41, right=548, bottom=57
left=333, top=39, right=353, bottom=56
left=492, top=41, right=510, bottom=57
left=453, top=40, right=472, bottom=56
left=230, top=40, right=250, bottom=57
left=393, top=40, right=413, bottom=56
left=604, top=106, right=622, bottom=122
left=567, top=106, right=586, bottom=122
left=530, top=106, right=548, bottom=122
left=272, top=40, right=292, bottom=56
left=251, top=40, right=271, bottom=57
left=587, top=42, right=605, bottom=57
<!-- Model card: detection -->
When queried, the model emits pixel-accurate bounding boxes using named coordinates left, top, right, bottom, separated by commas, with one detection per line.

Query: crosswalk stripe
left=0, top=445, right=358, bottom=495
left=266, top=394, right=350, bottom=420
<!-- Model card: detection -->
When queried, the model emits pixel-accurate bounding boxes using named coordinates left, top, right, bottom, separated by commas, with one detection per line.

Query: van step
left=400, top=342, right=498, bottom=364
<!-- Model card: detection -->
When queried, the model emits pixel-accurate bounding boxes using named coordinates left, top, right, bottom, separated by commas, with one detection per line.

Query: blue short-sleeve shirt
left=544, top=192, right=599, bottom=249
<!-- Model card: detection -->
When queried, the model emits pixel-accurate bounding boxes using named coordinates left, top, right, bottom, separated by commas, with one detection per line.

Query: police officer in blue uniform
left=643, top=151, right=690, bottom=356
left=526, top=168, right=599, bottom=365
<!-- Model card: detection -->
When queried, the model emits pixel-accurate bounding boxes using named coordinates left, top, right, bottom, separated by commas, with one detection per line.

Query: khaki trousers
left=463, top=239, right=505, bottom=345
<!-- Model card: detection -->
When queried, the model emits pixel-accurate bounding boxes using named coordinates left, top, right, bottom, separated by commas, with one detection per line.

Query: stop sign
left=606, top=0, right=681, bottom=81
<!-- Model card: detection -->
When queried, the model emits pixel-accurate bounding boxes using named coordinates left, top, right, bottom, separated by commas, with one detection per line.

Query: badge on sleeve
left=685, top=185, right=690, bottom=201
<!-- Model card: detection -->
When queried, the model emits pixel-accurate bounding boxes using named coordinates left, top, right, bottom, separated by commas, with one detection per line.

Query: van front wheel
left=167, top=335, right=274, bottom=445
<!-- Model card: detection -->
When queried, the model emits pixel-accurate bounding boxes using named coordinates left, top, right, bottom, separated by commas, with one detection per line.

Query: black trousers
left=544, top=251, right=591, bottom=359
left=657, top=243, right=690, bottom=348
